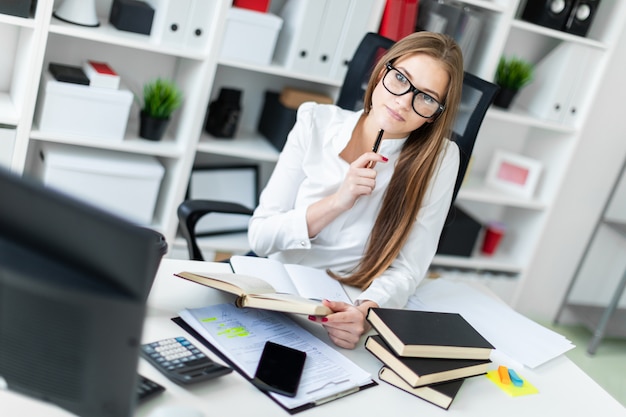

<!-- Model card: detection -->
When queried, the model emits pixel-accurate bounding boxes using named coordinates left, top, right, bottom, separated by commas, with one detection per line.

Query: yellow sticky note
left=486, top=370, right=539, bottom=397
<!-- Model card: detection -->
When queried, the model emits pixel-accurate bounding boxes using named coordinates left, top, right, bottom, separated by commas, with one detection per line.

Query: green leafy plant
left=141, top=78, right=183, bottom=119
left=495, top=56, right=534, bottom=90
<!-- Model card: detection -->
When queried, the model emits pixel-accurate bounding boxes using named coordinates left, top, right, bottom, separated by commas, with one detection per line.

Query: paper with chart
left=179, top=303, right=372, bottom=410
left=230, top=255, right=352, bottom=303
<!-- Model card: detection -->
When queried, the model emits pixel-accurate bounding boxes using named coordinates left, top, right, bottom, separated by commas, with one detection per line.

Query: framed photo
left=187, top=165, right=258, bottom=235
left=485, top=150, right=542, bottom=198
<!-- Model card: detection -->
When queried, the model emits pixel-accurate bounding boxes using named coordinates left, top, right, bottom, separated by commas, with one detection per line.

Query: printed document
left=179, top=303, right=372, bottom=410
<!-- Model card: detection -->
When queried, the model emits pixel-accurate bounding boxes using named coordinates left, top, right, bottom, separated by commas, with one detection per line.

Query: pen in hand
left=367, top=129, right=384, bottom=168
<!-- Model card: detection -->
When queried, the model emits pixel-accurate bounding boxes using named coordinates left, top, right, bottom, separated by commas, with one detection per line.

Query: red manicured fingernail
left=308, top=315, right=317, bottom=321
left=321, top=317, right=329, bottom=323
left=382, top=156, right=388, bottom=162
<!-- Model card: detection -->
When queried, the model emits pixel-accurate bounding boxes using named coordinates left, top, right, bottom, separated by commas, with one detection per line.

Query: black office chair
left=178, top=32, right=498, bottom=261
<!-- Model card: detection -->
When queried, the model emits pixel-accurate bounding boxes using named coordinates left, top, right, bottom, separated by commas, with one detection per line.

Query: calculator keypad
left=141, top=336, right=232, bottom=385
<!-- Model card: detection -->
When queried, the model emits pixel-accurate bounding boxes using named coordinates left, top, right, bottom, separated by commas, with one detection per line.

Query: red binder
left=379, top=0, right=419, bottom=41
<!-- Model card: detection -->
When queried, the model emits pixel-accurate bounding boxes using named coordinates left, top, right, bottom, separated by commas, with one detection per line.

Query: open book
left=175, top=256, right=351, bottom=316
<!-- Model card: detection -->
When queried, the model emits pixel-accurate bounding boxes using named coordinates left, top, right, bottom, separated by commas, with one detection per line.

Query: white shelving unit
left=3, top=0, right=625, bottom=316
left=2, top=0, right=232, bottom=247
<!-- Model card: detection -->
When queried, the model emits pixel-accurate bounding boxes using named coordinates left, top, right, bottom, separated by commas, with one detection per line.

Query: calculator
left=141, top=336, right=232, bottom=385
left=136, top=374, right=165, bottom=402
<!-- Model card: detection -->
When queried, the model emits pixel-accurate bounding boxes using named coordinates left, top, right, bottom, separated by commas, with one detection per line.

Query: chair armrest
left=177, top=199, right=254, bottom=261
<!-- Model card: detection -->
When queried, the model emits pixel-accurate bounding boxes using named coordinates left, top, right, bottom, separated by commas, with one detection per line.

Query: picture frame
left=485, top=150, right=542, bottom=198
left=187, top=165, right=258, bottom=235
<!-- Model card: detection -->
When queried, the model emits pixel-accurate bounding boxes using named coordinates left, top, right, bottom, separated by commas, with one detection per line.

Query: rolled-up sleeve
left=356, top=141, right=460, bottom=308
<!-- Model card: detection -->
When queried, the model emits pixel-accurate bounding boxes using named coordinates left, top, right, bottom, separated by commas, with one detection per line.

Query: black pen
left=368, top=129, right=384, bottom=168
left=372, top=129, right=384, bottom=153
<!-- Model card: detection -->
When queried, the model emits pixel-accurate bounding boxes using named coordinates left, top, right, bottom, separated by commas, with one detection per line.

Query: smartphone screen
left=252, top=341, right=306, bottom=397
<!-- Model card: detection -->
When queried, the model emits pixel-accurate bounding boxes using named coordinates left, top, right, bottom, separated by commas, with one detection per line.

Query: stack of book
left=365, top=308, right=494, bottom=410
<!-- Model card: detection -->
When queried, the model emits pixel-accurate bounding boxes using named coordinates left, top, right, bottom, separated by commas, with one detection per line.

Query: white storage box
left=35, top=73, right=133, bottom=141
left=34, top=144, right=165, bottom=225
left=220, top=8, right=282, bottom=65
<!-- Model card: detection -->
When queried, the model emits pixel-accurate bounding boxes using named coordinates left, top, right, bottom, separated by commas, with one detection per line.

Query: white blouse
left=248, top=102, right=459, bottom=308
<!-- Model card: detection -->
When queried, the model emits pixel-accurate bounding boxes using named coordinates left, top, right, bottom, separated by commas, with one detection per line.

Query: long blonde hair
left=336, top=32, right=464, bottom=289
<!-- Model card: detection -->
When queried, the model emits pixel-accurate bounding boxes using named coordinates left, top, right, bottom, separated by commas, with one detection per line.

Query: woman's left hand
left=309, top=300, right=378, bottom=349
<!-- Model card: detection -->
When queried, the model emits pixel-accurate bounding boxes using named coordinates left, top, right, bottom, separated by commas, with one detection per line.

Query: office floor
left=540, top=320, right=626, bottom=407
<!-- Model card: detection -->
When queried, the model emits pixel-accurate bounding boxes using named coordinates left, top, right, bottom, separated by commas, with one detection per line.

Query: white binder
left=309, top=0, right=351, bottom=77
left=515, top=42, right=593, bottom=126
left=185, top=0, right=213, bottom=51
left=159, top=0, right=192, bottom=47
left=274, top=0, right=383, bottom=80
left=274, top=0, right=327, bottom=73
left=331, top=0, right=383, bottom=81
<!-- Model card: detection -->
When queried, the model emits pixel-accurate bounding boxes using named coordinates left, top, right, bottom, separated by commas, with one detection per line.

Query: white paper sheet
left=406, top=278, right=575, bottom=369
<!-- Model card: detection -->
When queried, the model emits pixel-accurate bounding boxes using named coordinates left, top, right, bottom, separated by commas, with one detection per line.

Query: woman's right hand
left=333, top=152, right=388, bottom=211
left=305, top=152, right=387, bottom=238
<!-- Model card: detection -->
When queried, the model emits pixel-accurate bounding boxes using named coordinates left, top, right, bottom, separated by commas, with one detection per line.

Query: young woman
left=248, top=32, right=464, bottom=349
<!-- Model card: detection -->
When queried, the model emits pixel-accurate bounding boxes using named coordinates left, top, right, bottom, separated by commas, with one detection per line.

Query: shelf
left=196, top=131, right=280, bottom=162
left=460, top=0, right=507, bottom=13
left=218, top=58, right=344, bottom=87
left=48, top=18, right=208, bottom=60
left=511, top=19, right=608, bottom=50
left=30, top=123, right=184, bottom=158
left=457, top=175, right=547, bottom=210
left=604, top=220, right=626, bottom=237
left=486, top=107, right=577, bottom=133
left=0, top=12, right=36, bottom=28
left=431, top=253, right=524, bottom=274
left=0, top=93, right=18, bottom=126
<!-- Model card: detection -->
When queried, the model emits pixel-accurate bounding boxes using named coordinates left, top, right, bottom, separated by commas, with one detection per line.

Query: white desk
left=2, top=258, right=626, bottom=416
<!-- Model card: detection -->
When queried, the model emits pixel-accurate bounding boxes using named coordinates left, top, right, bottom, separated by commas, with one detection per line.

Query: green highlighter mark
left=201, top=317, right=217, bottom=322
left=217, top=326, right=249, bottom=337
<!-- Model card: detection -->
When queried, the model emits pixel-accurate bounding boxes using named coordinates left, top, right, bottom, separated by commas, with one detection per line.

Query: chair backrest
left=450, top=72, right=499, bottom=202
left=336, top=32, right=396, bottom=111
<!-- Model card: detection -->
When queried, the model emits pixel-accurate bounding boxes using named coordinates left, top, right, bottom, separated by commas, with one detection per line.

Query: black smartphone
left=252, top=341, right=306, bottom=397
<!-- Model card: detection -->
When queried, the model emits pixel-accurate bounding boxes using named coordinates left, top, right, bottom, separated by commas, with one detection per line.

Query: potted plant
left=493, top=56, right=534, bottom=109
left=139, top=78, right=183, bottom=140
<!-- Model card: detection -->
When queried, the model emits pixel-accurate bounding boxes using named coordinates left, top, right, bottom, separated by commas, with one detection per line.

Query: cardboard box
left=34, top=144, right=165, bottom=225
left=220, top=7, right=282, bottom=65
left=35, top=73, right=133, bottom=141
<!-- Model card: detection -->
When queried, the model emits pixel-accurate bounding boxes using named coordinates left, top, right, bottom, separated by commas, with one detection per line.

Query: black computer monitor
left=0, top=168, right=166, bottom=417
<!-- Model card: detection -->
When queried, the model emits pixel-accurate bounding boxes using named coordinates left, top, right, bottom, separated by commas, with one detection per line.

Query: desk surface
left=2, top=258, right=625, bottom=417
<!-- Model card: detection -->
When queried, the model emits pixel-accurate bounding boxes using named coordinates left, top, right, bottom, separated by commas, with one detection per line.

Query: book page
left=230, top=256, right=299, bottom=294
left=179, top=303, right=372, bottom=410
left=177, top=271, right=276, bottom=295
left=284, top=264, right=352, bottom=304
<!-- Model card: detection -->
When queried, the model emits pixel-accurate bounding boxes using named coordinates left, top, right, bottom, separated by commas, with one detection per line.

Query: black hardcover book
left=366, top=308, right=494, bottom=359
left=378, top=366, right=464, bottom=410
left=48, top=63, right=90, bottom=85
left=365, top=335, right=490, bottom=387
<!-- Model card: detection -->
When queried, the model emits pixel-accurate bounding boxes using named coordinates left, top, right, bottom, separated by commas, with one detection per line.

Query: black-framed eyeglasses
left=382, top=62, right=445, bottom=118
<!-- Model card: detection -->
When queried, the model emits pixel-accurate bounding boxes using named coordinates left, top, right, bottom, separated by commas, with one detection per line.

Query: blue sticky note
left=508, top=368, right=524, bottom=387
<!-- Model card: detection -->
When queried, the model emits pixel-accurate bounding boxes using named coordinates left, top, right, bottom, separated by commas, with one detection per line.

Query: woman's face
left=369, top=52, right=450, bottom=138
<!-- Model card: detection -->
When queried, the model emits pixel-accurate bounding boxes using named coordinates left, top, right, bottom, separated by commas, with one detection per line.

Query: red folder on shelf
left=379, top=0, right=419, bottom=41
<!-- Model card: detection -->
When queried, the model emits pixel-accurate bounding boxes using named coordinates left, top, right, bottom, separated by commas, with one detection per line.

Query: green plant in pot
left=493, top=56, right=534, bottom=109
left=139, top=78, right=183, bottom=140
